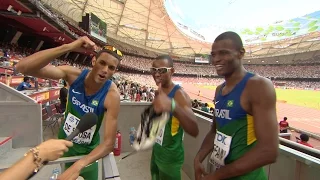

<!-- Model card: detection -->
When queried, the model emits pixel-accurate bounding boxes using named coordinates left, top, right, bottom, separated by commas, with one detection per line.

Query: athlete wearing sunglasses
left=16, top=36, right=121, bottom=180
left=150, top=67, right=172, bottom=74
left=150, top=55, right=199, bottom=180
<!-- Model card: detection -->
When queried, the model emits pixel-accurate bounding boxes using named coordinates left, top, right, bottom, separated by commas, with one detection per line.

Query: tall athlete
left=194, top=32, right=279, bottom=180
left=16, top=37, right=121, bottom=180
left=151, top=55, right=199, bottom=180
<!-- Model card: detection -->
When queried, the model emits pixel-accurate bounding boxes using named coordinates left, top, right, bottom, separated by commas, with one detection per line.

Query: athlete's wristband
left=171, top=99, right=176, bottom=113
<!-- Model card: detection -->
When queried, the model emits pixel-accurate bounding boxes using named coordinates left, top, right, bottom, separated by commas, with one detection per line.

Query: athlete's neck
left=84, top=72, right=104, bottom=95
left=224, top=66, right=247, bottom=87
left=161, top=81, right=175, bottom=94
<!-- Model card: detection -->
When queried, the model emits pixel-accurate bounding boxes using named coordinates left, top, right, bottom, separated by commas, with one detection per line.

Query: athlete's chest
left=214, top=95, right=247, bottom=124
left=69, top=87, right=103, bottom=114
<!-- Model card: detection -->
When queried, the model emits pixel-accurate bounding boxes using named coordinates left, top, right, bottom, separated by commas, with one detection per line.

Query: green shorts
left=65, top=161, right=98, bottom=180
left=150, top=152, right=182, bottom=180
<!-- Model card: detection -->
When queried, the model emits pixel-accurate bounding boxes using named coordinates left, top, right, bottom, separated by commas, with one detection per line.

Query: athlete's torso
left=153, top=85, right=184, bottom=164
left=58, top=69, right=112, bottom=155
left=210, top=72, right=267, bottom=179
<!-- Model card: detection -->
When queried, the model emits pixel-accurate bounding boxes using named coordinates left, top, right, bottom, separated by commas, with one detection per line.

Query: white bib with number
left=155, top=125, right=165, bottom=146
left=209, top=131, right=232, bottom=170
left=63, top=113, right=96, bottom=145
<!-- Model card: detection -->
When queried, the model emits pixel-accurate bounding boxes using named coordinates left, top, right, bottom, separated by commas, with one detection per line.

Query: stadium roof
left=40, top=0, right=320, bottom=59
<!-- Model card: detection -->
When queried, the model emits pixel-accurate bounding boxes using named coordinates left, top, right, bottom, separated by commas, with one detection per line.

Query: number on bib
left=209, top=131, right=232, bottom=170
left=155, top=125, right=165, bottom=146
left=63, top=113, right=97, bottom=145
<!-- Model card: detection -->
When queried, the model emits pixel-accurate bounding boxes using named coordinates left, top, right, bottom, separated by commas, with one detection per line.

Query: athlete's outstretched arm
left=57, top=83, right=120, bottom=180
left=15, top=37, right=94, bottom=81
left=205, top=78, right=279, bottom=180
left=172, top=90, right=199, bottom=137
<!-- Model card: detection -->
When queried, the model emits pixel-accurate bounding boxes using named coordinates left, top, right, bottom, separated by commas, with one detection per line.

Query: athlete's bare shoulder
left=246, top=74, right=276, bottom=103
left=174, top=87, right=192, bottom=107
left=247, top=74, right=274, bottom=90
left=104, top=81, right=120, bottom=109
left=108, top=81, right=120, bottom=93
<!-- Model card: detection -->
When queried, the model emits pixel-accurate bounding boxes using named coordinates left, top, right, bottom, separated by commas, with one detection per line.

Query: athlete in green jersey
left=16, top=37, right=121, bottom=180
left=150, top=55, right=199, bottom=180
left=194, top=32, right=278, bottom=180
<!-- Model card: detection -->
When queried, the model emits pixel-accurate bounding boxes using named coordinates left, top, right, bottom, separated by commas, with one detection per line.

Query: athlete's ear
left=92, top=56, right=97, bottom=66
left=239, top=48, right=245, bottom=59
left=170, top=67, right=175, bottom=75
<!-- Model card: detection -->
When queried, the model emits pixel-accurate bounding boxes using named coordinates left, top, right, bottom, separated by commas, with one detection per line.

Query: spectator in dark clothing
left=59, top=80, right=68, bottom=112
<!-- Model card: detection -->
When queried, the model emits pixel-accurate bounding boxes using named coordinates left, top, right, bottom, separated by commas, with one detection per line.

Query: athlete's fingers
left=157, top=83, right=162, bottom=93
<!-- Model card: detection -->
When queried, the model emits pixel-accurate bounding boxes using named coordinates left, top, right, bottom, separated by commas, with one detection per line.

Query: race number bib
left=209, top=131, right=232, bottom=170
left=155, top=125, right=165, bottom=146
left=63, top=113, right=96, bottom=145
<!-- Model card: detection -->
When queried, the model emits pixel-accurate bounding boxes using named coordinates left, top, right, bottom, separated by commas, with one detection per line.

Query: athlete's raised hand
left=66, top=36, right=96, bottom=53
left=152, top=83, right=173, bottom=113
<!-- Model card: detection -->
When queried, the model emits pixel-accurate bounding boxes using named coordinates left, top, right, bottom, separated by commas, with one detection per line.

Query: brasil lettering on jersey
left=71, top=96, right=94, bottom=113
left=214, top=109, right=232, bottom=120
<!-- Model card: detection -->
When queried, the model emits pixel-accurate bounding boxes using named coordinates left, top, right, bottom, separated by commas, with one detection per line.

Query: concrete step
left=0, top=137, right=13, bottom=157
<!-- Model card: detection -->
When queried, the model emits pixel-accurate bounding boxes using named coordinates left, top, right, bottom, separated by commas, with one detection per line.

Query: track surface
left=182, top=83, right=320, bottom=149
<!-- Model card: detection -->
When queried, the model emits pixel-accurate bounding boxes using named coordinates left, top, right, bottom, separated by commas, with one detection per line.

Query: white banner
left=195, top=57, right=209, bottom=64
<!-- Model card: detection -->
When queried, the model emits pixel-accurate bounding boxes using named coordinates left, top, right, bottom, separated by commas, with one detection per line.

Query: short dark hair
left=214, top=31, right=243, bottom=50
left=155, top=55, right=173, bottom=67
left=23, top=76, right=30, bottom=82
left=284, top=117, right=287, bottom=120
left=96, top=49, right=122, bottom=61
left=300, top=134, right=309, bottom=142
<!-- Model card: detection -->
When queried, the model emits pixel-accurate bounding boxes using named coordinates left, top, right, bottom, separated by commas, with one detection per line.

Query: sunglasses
left=150, top=67, right=172, bottom=74
left=96, top=45, right=123, bottom=59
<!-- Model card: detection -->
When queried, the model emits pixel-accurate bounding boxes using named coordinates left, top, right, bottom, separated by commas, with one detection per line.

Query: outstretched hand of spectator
left=38, top=139, right=73, bottom=162
left=0, top=139, right=73, bottom=180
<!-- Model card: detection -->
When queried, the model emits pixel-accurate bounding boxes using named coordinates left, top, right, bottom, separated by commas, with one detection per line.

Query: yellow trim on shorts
left=247, top=114, right=257, bottom=145
left=171, top=116, right=180, bottom=136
